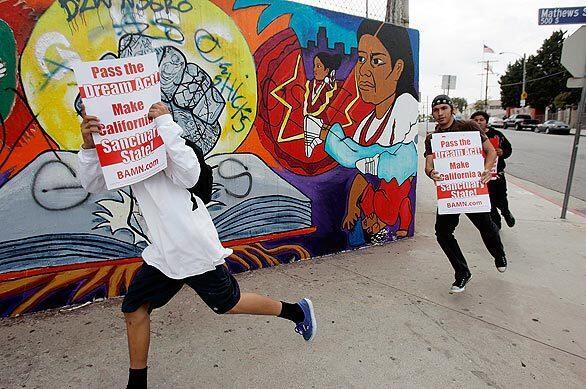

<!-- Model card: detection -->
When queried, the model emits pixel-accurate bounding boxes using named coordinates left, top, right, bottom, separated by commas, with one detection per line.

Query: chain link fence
left=291, top=0, right=388, bottom=21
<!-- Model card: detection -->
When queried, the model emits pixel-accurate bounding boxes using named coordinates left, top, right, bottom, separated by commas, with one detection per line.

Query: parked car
left=488, top=117, right=504, bottom=128
left=535, top=120, right=570, bottom=135
left=503, top=114, right=540, bottom=130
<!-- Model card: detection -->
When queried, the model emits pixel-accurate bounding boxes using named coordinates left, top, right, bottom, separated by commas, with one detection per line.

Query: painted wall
left=0, top=0, right=420, bottom=317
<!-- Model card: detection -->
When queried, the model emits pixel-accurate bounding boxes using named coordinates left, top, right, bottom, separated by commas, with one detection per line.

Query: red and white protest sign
left=488, top=137, right=499, bottom=180
left=432, top=131, right=491, bottom=214
left=73, top=53, right=166, bottom=189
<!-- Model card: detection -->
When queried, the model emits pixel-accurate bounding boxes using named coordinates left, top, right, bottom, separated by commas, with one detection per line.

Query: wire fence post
left=385, top=0, right=409, bottom=26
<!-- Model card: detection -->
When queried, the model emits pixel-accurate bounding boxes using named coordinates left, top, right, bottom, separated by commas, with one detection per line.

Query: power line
left=499, top=70, right=566, bottom=87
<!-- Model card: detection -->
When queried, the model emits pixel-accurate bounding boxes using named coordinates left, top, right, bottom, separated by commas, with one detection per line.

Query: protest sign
left=73, top=53, right=166, bottom=189
left=488, top=137, right=499, bottom=180
left=432, top=131, right=491, bottom=214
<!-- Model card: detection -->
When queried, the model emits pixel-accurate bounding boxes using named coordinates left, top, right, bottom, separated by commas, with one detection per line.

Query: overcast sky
left=293, top=0, right=583, bottom=109
left=409, top=0, right=583, bottom=110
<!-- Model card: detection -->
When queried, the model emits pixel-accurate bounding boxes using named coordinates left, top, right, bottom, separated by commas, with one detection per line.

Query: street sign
left=567, top=77, right=584, bottom=89
left=561, top=26, right=586, bottom=78
left=441, top=75, right=457, bottom=91
left=538, top=7, right=586, bottom=25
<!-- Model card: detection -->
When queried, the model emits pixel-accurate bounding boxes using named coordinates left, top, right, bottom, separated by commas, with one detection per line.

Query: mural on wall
left=0, top=0, right=419, bottom=317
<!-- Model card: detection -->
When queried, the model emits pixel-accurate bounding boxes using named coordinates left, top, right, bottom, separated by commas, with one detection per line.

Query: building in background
left=463, top=99, right=506, bottom=119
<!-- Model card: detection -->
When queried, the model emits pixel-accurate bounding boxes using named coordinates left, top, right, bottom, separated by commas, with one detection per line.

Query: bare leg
left=227, top=293, right=282, bottom=315
left=124, top=303, right=150, bottom=369
left=226, top=293, right=314, bottom=341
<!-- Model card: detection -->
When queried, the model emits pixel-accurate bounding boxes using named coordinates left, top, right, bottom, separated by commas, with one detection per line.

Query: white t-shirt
left=77, top=114, right=232, bottom=279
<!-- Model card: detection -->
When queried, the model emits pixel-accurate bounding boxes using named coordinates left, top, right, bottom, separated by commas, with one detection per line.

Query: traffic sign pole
left=561, top=61, right=586, bottom=219
left=521, top=54, right=527, bottom=106
left=560, top=26, right=586, bottom=219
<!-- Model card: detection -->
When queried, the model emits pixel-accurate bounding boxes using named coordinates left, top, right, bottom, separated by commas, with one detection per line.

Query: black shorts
left=121, top=263, right=241, bottom=314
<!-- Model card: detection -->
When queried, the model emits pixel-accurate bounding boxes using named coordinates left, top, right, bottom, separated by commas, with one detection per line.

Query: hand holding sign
left=81, top=102, right=169, bottom=149
left=148, top=102, right=171, bottom=119
left=480, top=169, right=492, bottom=184
left=426, top=168, right=442, bottom=182
left=80, top=105, right=100, bottom=149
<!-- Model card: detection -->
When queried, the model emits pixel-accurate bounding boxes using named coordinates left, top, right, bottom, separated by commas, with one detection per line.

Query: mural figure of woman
left=313, top=20, right=419, bottom=244
left=303, top=52, right=341, bottom=157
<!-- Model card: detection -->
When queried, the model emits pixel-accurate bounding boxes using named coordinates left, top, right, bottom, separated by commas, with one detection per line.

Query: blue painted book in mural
left=0, top=151, right=312, bottom=273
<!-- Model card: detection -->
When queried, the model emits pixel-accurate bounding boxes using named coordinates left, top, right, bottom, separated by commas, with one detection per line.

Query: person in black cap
left=470, top=110, right=515, bottom=229
left=424, top=95, right=508, bottom=293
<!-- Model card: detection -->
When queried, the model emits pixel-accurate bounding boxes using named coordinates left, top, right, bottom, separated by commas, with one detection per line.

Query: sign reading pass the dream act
left=73, top=53, right=167, bottom=189
left=432, top=131, right=491, bottom=215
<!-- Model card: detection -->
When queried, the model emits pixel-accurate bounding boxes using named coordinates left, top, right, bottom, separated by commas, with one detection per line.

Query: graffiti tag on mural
left=58, top=0, right=194, bottom=22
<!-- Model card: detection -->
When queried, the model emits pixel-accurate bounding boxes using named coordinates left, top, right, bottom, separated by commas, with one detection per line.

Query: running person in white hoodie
left=77, top=103, right=316, bottom=389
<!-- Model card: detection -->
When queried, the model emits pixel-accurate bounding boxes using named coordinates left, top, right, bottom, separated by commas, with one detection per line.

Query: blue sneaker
left=295, top=298, right=316, bottom=341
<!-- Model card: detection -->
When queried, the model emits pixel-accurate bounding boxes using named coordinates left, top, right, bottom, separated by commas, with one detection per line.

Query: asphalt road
left=494, top=128, right=586, bottom=201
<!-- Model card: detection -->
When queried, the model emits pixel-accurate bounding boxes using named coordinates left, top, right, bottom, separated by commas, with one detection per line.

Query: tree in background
left=473, top=100, right=485, bottom=111
left=451, top=97, right=468, bottom=113
left=499, top=59, right=523, bottom=109
left=499, top=30, right=580, bottom=111
left=554, top=90, right=581, bottom=110
left=526, top=31, right=577, bottom=111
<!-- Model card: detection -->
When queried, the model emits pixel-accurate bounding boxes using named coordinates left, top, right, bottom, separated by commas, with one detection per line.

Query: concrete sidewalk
left=2, top=143, right=586, bottom=388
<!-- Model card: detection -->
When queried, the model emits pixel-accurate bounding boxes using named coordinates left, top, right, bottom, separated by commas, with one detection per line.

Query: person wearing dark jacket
left=471, top=111, right=515, bottom=229
left=425, top=97, right=508, bottom=294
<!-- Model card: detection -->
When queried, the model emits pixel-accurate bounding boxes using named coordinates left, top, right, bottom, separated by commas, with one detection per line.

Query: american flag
left=483, top=45, right=495, bottom=54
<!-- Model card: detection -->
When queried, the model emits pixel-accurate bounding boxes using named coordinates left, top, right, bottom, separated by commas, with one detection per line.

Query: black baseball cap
left=431, top=94, right=453, bottom=109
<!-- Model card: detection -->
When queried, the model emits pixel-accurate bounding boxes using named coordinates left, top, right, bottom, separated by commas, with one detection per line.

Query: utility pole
left=521, top=53, right=527, bottom=107
left=479, top=60, right=497, bottom=110
left=366, top=0, right=369, bottom=18
left=386, top=0, right=409, bottom=26
left=484, top=61, right=489, bottom=109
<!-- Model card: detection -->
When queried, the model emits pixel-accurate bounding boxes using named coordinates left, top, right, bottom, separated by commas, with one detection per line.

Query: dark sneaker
left=449, top=273, right=472, bottom=293
left=503, top=212, right=516, bottom=228
left=495, top=257, right=507, bottom=273
left=295, top=298, right=316, bottom=341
